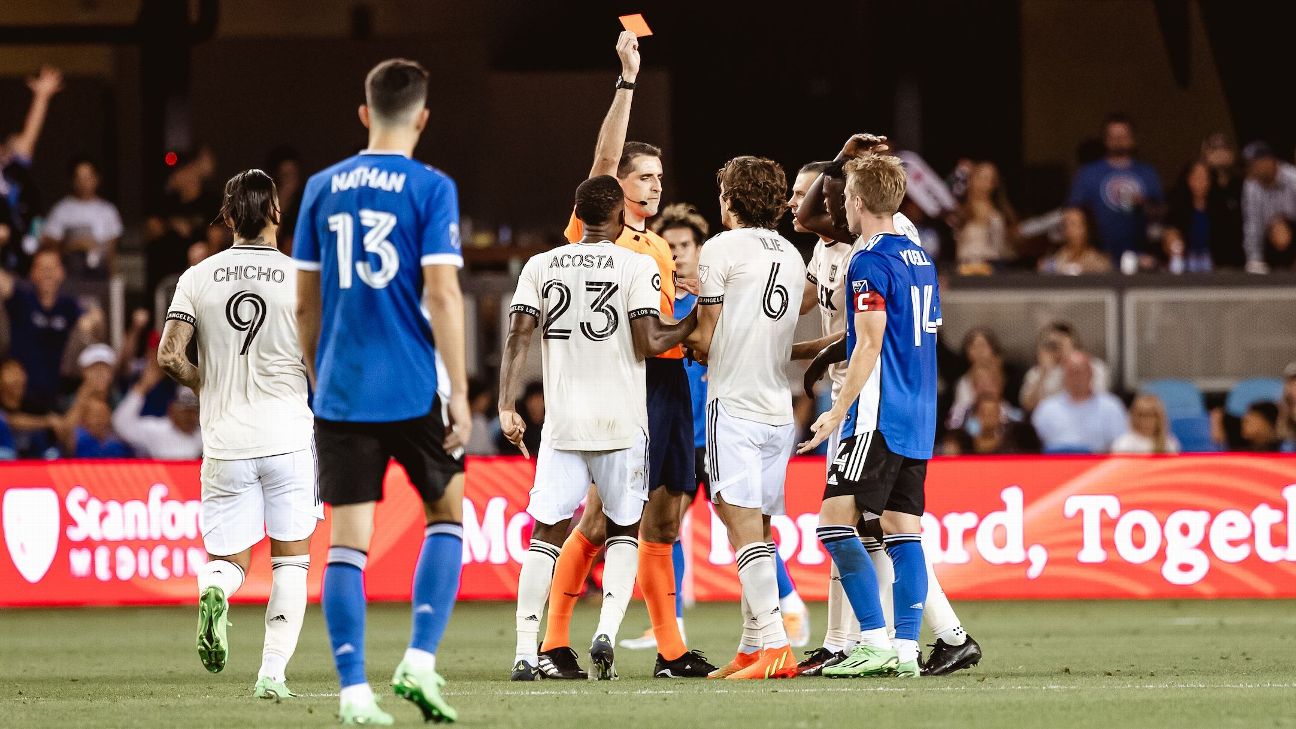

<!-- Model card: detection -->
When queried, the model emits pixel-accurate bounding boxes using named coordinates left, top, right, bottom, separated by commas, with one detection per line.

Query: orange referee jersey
left=564, top=212, right=683, bottom=359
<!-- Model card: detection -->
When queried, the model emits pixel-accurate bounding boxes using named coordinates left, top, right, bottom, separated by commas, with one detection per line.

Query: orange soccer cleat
left=707, top=650, right=759, bottom=679
left=725, top=646, right=799, bottom=680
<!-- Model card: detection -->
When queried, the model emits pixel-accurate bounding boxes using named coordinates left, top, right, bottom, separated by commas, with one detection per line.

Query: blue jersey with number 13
left=292, top=151, right=462, bottom=422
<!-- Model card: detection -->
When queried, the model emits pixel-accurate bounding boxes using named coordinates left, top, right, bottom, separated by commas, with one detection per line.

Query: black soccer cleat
left=921, top=635, right=983, bottom=676
left=796, top=647, right=848, bottom=677
left=653, top=649, right=717, bottom=678
left=590, top=634, right=617, bottom=680
left=510, top=659, right=541, bottom=681
left=537, top=646, right=588, bottom=679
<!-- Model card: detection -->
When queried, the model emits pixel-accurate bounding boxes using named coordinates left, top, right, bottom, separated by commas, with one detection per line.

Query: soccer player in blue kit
left=798, top=153, right=940, bottom=679
left=294, top=59, right=470, bottom=724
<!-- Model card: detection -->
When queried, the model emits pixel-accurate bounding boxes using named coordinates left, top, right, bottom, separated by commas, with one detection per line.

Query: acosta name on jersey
left=548, top=253, right=616, bottom=269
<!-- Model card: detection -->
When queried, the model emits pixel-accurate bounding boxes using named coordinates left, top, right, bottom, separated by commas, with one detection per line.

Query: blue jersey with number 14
left=292, top=151, right=462, bottom=422
left=840, top=233, right=941, bottom=459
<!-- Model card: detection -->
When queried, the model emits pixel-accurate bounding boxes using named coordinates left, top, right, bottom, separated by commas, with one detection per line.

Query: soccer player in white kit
left=684, top=156, right=806, bottom=680
left=158, top=169, right=320, bottom=699
left=499, top=175, right=699, bottom=681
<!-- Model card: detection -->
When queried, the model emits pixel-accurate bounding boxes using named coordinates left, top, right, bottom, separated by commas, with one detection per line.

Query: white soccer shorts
left=529, top=430, right=649, bottom=527
left=200, top=448, right=324, bottom=556
left=704, top=400, right=796, bottom=515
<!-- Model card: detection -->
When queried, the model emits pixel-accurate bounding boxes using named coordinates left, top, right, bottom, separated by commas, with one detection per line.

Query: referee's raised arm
left=588, top=31, right=640, bottom=178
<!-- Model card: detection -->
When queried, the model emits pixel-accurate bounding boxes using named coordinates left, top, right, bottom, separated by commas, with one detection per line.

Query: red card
left=619, top=13, right=653, bottom=37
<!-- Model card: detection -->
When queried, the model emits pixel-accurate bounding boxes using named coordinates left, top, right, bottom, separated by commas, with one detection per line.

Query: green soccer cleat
left=339, top=696, right=395, bottom=726
left=392, top=659, right=458, bottom=723
left=821, top=644, right=899, bottom=678
left=254, top=676, right=295, bottom=701
left=894, top=659, right=921, bottom=678
left=196, top=586, right=230, bottom=674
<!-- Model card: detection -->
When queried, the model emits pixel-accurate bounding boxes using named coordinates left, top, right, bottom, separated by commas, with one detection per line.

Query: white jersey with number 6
left=697, top=227, right=807, bottom=426
left=509, top=240, right=661, bottom=451
left=166, top=245, right=314, bottom=460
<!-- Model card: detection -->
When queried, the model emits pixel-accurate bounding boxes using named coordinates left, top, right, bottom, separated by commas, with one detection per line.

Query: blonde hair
left=843, top=155, right=907, bottom=216
left=1131, top=393, right=1172, bottom=453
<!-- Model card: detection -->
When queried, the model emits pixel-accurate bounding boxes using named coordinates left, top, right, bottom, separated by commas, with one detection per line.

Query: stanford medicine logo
left=3, top=487, right=60, bottom=583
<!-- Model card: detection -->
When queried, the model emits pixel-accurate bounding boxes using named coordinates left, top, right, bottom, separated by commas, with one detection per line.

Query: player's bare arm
left=631, top=307, right=698, bottom=360
left=157, top=318, right=200, bottom=390
left=802, top=337, right=847, bottom=397
left=794, top=173, right=843, bottom=241
left=790, top=332, right=844, bottom=361
left=294, top=269, right=321, bottom=387
left=424, top=264, right=472, bottom=452
left=798, top=309, right=885, bottom=453
left=588, top=31, right=640, bottom=177
left=497, top=311, right=536, bottom=458
left=683, top=301, right=721, bottom=357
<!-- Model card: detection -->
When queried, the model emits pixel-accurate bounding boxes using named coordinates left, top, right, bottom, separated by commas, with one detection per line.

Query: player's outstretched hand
left=676, top=275, right=700, bottom=296
left=797, top=409, right=843, bottom=454
left=499, top=410, right=529, bottom=459
left=840, top=133, right=890, bottom=158
left=616, top=30, right=640, bottom=81
left=445, top=393, right=473, bottom=453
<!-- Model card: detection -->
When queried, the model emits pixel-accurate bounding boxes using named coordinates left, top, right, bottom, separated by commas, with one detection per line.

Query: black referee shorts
left=646, top=358, right=696, bottom=495
left=824, top=430, right=926, bottom=518
left=315, top=397, right=465, bottom=506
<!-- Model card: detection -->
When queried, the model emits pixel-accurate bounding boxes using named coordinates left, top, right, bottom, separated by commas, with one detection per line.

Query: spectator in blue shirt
left=1068, top=114, right=1164, bottom=265
left=0, top=411, right=15, bottom=460
left=63, top=398, right=132, bottom=458
left=0, top=250, right=87, bottom=412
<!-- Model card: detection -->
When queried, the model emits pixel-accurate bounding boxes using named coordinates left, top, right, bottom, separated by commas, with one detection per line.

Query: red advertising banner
left=2, top=455, right=1294, bottom=607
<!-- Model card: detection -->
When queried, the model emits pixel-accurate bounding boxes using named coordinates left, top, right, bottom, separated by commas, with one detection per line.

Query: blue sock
left=769, top=541, right=795, bottom=600
left=885, top=535, right=929, bottom=642
left=817, top=525, right=885, bottom=632
left=409, top=522, right=464, bottom=655
left=322, top=547, right=368, bottom=688
left=671, top=539, right=685, bottom=618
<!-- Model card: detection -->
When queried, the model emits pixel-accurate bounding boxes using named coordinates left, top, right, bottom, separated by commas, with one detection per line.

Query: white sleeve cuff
left=292, top=259, right=322, bottom=271
left=421, top=253, right=465, bottom=269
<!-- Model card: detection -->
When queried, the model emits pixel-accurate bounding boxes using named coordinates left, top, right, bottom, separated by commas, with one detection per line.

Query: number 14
left=910, top=284, right=937, bottom=346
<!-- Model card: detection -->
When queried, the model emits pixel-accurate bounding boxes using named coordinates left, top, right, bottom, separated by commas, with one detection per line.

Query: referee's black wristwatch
left=615, top=75, right=637, bottom=91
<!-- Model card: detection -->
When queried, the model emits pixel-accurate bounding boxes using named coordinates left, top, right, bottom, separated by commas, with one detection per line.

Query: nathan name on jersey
left=839, top=232, right=942, bottom=460
left=509, top=241, right=661, bottom=451
left=292, top=151, right=462, bottom=423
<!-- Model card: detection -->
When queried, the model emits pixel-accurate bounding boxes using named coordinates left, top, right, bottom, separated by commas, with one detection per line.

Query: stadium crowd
left=2, top=66, right=1296, bottom=461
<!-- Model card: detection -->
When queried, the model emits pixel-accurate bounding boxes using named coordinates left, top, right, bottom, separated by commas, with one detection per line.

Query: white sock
left=736, top=542, right=787, bottom=650
left=895, top=638, right=919, bottom=664
left=864, top=538, right=896, bottom=638
left=594, top=536, right=639, bottom=645
left=198, top=559, right=245, bottom=599
left=260, top=555, right=309, bottom=682
left=924, top=552, right=965, bottom=644
left=823, top=562, right=852, bottom=653
left=402, top=647, right=436, bottom=671
left=339, top=683, right=374, bottom=706
left=676, top=616, right=687, bottom=645
left=937, top=625, right=969, bottom=647
left=514, top=541, right=559, bottom=665
left=739, top=593, right=760, bottom=654
left=779, top=590, right=806, bottom=615
left=858, top=627, right=890, bottom=649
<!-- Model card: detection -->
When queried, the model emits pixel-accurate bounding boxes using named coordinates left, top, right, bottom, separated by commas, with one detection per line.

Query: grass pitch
left=3, top=599, right=1294, bottom=728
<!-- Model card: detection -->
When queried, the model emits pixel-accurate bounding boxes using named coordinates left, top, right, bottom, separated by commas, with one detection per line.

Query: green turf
left=3, top=599, right=1294, bottom=728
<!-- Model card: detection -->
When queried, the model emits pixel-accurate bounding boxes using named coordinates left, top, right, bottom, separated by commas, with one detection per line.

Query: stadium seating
left=1139, top=379, right=1206, bottom=419
left=1224, top=378, right=1284, bottom=418
left=1170, top=414, right=1217, bottom=453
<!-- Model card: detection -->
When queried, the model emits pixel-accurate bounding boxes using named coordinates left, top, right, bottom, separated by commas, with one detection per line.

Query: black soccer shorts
left=315, top=397, right=465, bottom=506
left=823, top=430, right=926, bottom=518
